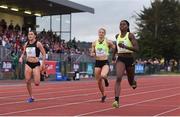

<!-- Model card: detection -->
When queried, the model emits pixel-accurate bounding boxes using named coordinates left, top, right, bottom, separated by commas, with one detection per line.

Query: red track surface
left=0, top=75, right=180, bottom=116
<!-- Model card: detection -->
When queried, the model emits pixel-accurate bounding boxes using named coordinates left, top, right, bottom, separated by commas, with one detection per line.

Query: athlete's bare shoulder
left=92, top=40, right=97, bottom=46
left=128, top=32, right=136, bottom=40
left=115, top=34, right=119, bottom=39
left=106, top=39, right=115, bottom=49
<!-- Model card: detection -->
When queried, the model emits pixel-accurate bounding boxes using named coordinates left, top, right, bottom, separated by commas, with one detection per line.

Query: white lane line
left=0, top=86, right=180, bottom=115
left=0, top=82, right=177, bottom=99
left=0, top=83, right=179, bottom=106
left=0, top=77, right=177, bottom=93
left=77, top=93, right=180, bottom=116
left=0, top=83, right=96, bottom=94
left=154, top=106, right=180, bottom=116
left=0, top=87, right=98, bottom=99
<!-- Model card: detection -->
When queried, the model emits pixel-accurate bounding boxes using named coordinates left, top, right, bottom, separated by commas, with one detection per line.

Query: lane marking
left=0, top=86, right=180, bottom=115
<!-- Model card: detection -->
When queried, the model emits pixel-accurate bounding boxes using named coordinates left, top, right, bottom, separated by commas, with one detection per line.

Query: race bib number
left=96, top=48, right=106, bottom=57
left=117, top=41, right=130, bottom=53
left=26, top=47, right=36, bottom=57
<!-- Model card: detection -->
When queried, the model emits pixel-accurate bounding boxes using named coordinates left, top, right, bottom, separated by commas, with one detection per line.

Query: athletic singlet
left=95, top=39, right=109, bottom=57
left=26, top=40, right=40, bottom=57
left=116, top=32, right=133, bottom=53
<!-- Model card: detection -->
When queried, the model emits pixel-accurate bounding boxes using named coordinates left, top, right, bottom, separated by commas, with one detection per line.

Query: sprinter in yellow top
left=91, top=28, right=115, bottom=103
left=112, top=20, right=139, bottom=108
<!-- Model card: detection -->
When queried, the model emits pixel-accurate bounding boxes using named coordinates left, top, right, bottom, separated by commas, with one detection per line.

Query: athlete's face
left=28, top=32, right=36, bottom=41
left=120, top=21, right=128, bottom=32
left=98, top=29, right=106, bottom=39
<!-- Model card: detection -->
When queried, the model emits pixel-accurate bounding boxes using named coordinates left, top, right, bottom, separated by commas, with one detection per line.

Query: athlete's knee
left=116, top=76, right=122, bottom=83
left=97, top=78, right=102, bottom=82
left=126, top=66, right=135, bottom=73
left=100, top=74, right=107, bottom=79
left=97, top=79, right=103, bottom=85
left=34, top=80, right=40, bottom=86
left=25, top=78, right=31, bottom=84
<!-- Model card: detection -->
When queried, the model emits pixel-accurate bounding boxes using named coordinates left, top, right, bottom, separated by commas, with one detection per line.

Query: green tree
left=136, top=0, right=180, bottom=61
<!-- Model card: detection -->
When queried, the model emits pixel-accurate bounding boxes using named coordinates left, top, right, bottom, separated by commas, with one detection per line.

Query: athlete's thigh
left=95, top=67, right=102, bottom=80
left=116, top=61, right=126, bottom=78
left=101, top=65, right=109, bottom=77
left=32, top=66, right=40, bottom=84
left=25, top=64, right=32, bottom=82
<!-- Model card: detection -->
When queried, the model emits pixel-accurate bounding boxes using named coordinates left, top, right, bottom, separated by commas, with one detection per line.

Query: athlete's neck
left=29, top=39, right=36, bottom=44
left=98, top=37, right=104, bottom=43
left=120, top=31, right=127, bottom=37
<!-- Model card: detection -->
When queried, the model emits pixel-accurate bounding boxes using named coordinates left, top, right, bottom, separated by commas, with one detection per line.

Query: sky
left=70, top=0, right=152, bottom=42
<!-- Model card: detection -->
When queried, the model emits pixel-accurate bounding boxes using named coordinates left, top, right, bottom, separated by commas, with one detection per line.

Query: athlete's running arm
left=37, top=42, right=46, bottom=65
left=90, top=42, right=96, bottom=57
left=112, top=45, right=117, bottom=62
left=107, top=40, right=116, bottom=49
left=19, top=43, right=27, bottom=63
left=129, top=33, right=139, bottom=52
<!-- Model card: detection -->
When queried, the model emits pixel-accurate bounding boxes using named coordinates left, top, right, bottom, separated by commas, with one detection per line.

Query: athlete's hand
left=19, top=57, right=23, bottom=64
left=90, top=52, right=95, bottom=57
left=112, top=57, right=116, bottom=64
left=112, top=60, right=116, bottom=64
left=118, top=43, right=125, bottom=48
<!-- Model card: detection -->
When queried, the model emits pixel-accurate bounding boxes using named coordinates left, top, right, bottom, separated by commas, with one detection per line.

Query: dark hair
left=28, top=30, right=38, bottom=40
left=28, top=30, right=37, bottom=36
left=121, top=20, right=130, bottom=32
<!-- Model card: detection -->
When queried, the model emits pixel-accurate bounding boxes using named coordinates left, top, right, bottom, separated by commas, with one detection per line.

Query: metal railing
left=1, top=49, right=180, bottom=80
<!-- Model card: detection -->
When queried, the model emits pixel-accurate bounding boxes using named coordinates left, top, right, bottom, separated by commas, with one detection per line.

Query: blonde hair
left=98, top=28, right=106, bottom=35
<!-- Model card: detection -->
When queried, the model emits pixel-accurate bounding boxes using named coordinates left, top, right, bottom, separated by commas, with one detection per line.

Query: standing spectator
left=8, top=20, right=14, bottom=31
left=15, top=24, right=21, bottom=32
left=0, top=19, right=7, bottom=31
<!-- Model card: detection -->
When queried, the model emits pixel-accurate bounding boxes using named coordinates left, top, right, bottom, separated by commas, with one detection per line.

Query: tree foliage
left=136, top=0, right=180, bottom=61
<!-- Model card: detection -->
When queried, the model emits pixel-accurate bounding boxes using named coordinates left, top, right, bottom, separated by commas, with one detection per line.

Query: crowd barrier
left=1, top=59, right=180, bottom=80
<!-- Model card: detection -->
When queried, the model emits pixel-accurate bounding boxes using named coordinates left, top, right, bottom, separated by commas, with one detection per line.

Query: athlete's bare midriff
left=117, top=53, right=133, bottom=58
left=95, top=55, right=108, bottom=61
left=27, top=57, right=39, bottom=63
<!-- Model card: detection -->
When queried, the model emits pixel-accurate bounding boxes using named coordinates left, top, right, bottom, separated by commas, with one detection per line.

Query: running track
left=0, top=75, right=180, bottom=116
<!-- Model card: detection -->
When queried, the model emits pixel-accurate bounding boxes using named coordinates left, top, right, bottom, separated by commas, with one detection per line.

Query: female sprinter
left=19, top=30, right=46, bottom=103
left=112, top=20, right=139, bottom=108
left=91, top=28, right=115, bottom=102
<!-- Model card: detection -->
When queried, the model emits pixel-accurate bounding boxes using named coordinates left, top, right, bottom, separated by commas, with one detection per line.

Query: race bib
left=26, top=47, right=36, bottom=57
left=96, top=48, right=106, bottom=57
left=117, top=40, right=131, bottom=53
